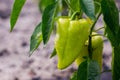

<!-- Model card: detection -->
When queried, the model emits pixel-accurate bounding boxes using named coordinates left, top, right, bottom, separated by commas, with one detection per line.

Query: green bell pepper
left=55, top=17, right=91, bottom=69
left=75, top=32, right=103, bottom=70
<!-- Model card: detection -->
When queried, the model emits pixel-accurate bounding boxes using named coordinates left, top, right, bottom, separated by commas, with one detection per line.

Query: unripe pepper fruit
left=55, top=17, right=91, bottom=69
left=75, top=32, right=103, bottom=70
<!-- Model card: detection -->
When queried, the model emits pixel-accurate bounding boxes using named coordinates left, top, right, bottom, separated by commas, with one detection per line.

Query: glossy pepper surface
left=75, top=32, right=103, bottom=70
left=55, top=17, right=91, bottom=69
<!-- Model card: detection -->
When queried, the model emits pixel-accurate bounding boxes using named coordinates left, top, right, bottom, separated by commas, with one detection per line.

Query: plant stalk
left=88, top=10, right=102, bottom=59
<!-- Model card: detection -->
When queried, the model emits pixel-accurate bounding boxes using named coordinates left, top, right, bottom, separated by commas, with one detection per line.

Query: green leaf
left=112, top=46, right=120, bottom=80
left=77, top=60, right=100, bottom=80
left=80, top=0, right=96, bottom=20
left=77, top=60, right=87, bottom=80
left=39, top=0, right=56, bottom=12
left=50, top=48, right=57, bottom=58
left=94, top=1, right=101, bottom=15
left=42, top=2, right=57, bottom=44
left=101, top=0, right=119, bottom=37
left=10, top=0, right=26, bottom=32
left=30, top=23, right=42, bottom=56
left=94, top=0, right=101, bottom=2
left=117, top=27, right=120, bottom=44
left=88, top=60, right=100, bottom=80
left=68, top=0, right=80, bottom=12
left=70, top=71, right=77, bottom=80
left=105, top=25, right=117, bottom=46
left=101, top=0, right=120, bottom=79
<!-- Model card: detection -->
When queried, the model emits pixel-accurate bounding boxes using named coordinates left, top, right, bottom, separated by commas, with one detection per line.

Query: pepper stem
left=71, top=11, right=81, bottom=20
left=88, top=10, right=102, bottom=59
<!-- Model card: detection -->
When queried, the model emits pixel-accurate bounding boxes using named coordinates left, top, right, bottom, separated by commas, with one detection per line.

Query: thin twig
left=91, top=34, right=106, bottom=37
left=101, top=70, right=112, bottom=74
left=88, top=10, right=102, bottom=59
left=94, top=27, right=105, bottom=32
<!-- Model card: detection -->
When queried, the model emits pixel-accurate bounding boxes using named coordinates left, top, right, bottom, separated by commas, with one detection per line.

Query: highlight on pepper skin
left=55, top=17, right=91, bottom=69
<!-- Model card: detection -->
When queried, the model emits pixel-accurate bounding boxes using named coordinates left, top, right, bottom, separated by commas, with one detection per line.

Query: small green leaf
left=42, top=2, right=58, bottom=44
left=77, top=60, right=87, bottom=80
left=10, top=0, right=26, bottom=32
left=77, top=60, right=100, bottom=80
left=88, top=60, right=100, bottom=80
left=80, top=0, right=96, bottom=20
left=50, top=48, right=57, bottom=58
left=30, top=23, right=42, bottom=56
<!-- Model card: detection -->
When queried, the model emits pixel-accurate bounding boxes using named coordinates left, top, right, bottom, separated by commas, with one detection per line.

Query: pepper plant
left=10, top=0, right=120, bottom=80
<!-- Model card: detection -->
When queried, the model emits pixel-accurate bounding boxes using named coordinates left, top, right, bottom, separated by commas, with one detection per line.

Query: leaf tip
left=29, top=51, right=33, bottom=57
left=10, top=28, right=13, bottom=32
